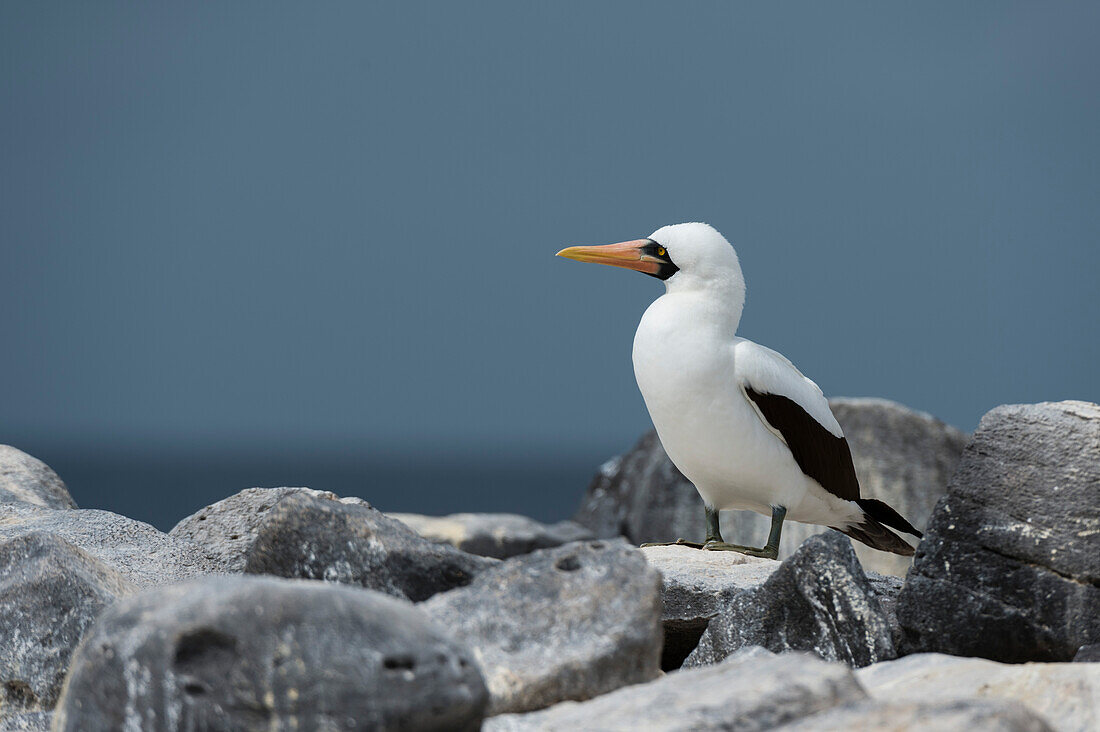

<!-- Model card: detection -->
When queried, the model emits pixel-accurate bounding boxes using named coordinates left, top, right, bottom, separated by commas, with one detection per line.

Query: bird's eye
left=657, top=247, right=666, bottom=257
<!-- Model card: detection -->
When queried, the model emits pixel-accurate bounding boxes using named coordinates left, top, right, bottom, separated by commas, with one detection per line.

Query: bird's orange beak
left=555, top=240, right=661, bottom=276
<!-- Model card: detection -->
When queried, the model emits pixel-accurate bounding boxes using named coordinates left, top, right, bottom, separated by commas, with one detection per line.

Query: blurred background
left=2, top=2, right=1097, bottom=531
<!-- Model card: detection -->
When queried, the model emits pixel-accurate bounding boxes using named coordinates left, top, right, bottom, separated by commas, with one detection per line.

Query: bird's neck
left=662, top=277, right=745, bottom=334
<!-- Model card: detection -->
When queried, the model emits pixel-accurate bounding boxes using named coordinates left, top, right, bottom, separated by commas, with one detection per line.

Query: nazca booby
left=557, top=222, right=921, bottom=558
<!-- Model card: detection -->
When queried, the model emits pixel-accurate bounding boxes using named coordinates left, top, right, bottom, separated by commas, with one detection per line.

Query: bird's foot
left=639, top=538, right=705, bottom=549
left=702, top=540, right=779, bottom=560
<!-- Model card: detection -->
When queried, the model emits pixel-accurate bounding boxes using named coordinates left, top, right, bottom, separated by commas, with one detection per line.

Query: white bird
left=557, top=222, right=920, bottom=558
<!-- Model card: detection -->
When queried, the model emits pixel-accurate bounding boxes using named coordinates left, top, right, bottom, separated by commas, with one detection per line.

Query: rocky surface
left=0, top=533, right=135, bottom=714
left=897, top=401, right=1100, bottom=662
left=683, top=533, right=896, bottom=668
left=777, top=698, right=1054, bottom=732
left=0, top=445, right=76, bottom=509
left=242, top=492, right=497, bottom=601
left=485, top=648, right=866, bottom=731
left=391, top=511, right=594, bottom=559
left=857, top=653, right=1099, bottom=732
left=170, top=486, right=370, bottom=572
left=422, top=539, right=663, bottom=715
left=574, top=398, right=967, bottom=576
left=0, top=502, right=219, bottom=588
left=52, top=576, right=489, bottom=732
left=0, top=711, right=53, bottom=731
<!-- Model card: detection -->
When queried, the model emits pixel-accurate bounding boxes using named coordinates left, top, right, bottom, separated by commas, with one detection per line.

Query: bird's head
left=556, top=222, right=744, bottom=295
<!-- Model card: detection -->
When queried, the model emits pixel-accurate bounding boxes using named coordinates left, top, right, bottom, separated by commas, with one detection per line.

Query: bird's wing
left=734, top=339, right=860, bottom=501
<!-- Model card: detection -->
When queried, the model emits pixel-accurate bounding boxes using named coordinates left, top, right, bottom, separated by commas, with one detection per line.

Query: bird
left=556, top=222, right=921, bottom=558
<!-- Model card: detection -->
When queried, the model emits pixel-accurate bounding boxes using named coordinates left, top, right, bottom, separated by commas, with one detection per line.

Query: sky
left=2, top=3, right=1098, bottom=527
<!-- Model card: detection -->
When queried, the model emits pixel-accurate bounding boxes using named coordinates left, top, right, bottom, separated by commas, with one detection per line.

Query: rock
left=0, top=711, right=53, bottom=731
left=52, top=576, right=489, bottom=732
left=243, top=492, right=496, bottom=601
left=0, top=533, right=135, bottom=714
left=777, top=698, right=1054, bottom=732
left=171, top=486, right=371, bottom=573
left=390, top=512, right=594, bottom=559
left=1076, top=645, right=1100, bottom=662
left=485, top=647, right=866, bottom=731
left=857, top=653, right=1099, bottom=732
left=0, top=445, right=76, bottom=509
left=574, top=398, right=967, bottom=576
left=683, top=533, right=895, bottom=668
left=897, top=401, right=1100, bottom=662
left=0, top=502, right=218, bottom=588
left=422, top=539, right=663, bottom=715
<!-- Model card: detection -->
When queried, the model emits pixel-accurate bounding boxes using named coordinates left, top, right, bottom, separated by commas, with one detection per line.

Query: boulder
left=243, top=492, right=496, bottom=601
left=485, top=648, right=866, bottom=731
left=0, top=711, right=53, bottom=731
left=1076, top=645, right=1100, bottom=663
left=422, top=539, right=663, bottom=715
left=574, top=398, right=967, bottom=576
left=171, top=486, right=371, bottom=573
left=897, top=401, right=1100, bottom=662
left=777, top=698, right=1053, bottom=731
left=0, top=445, right=76, bottom=509
left=52, top=576, right=489, bottom=732
left=683, top=533, right=895, bottom=668
left=390, top=512, right=593, bottom=559
left=857, top=653, right=1099, bottom=732
left=0, top=502, right=219, bottom=588
left=0, top=533, right=134, bottom=713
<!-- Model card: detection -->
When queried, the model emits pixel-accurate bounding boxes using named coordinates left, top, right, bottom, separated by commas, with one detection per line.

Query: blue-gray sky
left=2, top=3, right=1098, bottom=523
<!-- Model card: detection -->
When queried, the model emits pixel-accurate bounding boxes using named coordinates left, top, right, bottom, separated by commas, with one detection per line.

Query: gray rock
left=0, top=533, right=135, bottom=714
left=1076, top=644, right=1100, bottom=662
left=777, top=698, right=1054, bottom=732
left=0, top=445, right=76, bottom=509
left=0, top=711, right=53, bottom=731
left=390, top=512, right=594, bottom=559
left=856, top=653, right=1099, bottom=732
left=243, top=492, right=497, bottom=601
left=485, top=648, right=866, bottom=731
left=684, top=533, right=895, bottom=668
left=574, top=399, right=966, bottom=576
left=897, top=401, right=1100, bottom=662
left=0, top=502, right=219, bottom=588
left=422, top=539, right=663, bottom=715
left=53, top=576, right=489, bottom=732
left=171, top=486, right=371, bottom=573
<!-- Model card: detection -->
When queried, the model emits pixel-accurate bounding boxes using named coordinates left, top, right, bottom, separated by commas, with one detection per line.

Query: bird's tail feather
left=835, top=515, right=916, bottom=556
left=856, top=498, right=923, bottom=538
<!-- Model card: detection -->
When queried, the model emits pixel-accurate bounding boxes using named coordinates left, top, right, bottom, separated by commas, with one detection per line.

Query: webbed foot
left=640, top=538, right=705, bottom=549
left=702, top=540, right=779, bottom=559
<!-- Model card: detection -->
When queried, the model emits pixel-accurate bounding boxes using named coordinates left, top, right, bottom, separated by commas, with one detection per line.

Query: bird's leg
left=703, top=505, right=787, bottom=559
left=639, top=505, right=717, bottom=549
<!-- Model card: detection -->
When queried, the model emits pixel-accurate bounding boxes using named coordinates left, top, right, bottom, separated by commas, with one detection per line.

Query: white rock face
left=857, top=653, right=1100, bottom=732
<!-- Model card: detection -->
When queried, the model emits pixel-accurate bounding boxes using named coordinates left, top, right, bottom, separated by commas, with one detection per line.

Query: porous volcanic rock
left=574, top=398, right=966, bottom=576
left=897, top=401, right=1100, bottom=662
left=683, top=533, right=895, bottom=668
left=171, top=486, right=370, bottom=573
left=777, top=698, right=1053, bottom=732
left=391, top=512, right=593, bottom=559
left=243, top=492, right=496, bottom=601
left=422, top=539, right=663, bottom=715
left=0, top=711, right=53, bottom=731
left=0, top=533, right=134, bottom=713
left=52, top=576, right=489, bottom=732
left=485, top=648, right=866, bottom=731
left=0, top=445, right=76, bottom=509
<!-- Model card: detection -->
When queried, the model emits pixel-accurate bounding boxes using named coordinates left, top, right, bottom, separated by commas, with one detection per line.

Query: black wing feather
left=744, top=387, right=861, bottom=502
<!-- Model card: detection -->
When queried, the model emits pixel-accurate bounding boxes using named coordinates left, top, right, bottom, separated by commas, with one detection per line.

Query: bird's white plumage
left=631, top=222, right=863, bottom=530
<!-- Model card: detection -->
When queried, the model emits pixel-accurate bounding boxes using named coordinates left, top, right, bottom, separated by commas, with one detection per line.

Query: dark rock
left=0, top=502, right=218, bottom=588
left=171, top=486, right=371, bottom=573
left=0, top=711, right=53, bottom=731
left=574, top=399, right=967, bottom=576
left=422, top=539, right=663, bottom=715
left=0, top=533, right=134, bottom=713
left=52, top=576, right=489, bottom=732
left=0, top=445, right=76, bottom=509
left=1076, top=644, right=1100, bottom=662
left=391, top=512, right=594, bottom=559
left=485, top=647, right=866, bottom=731
left=897, top=401, right=1100, bottom=662
left=243, top=492, right=496, bottom=601
left=856, top=652, right=1098, bottom=731
left=777, top=698, right=1054, bottom=732
left=683, top=533, right=895, bottom=668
